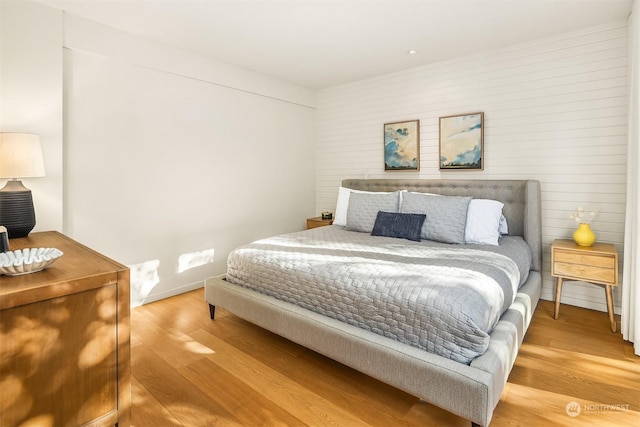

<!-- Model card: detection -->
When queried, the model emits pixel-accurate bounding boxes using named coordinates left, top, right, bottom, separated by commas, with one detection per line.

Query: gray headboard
left=341, top=179, right=542, bottom=272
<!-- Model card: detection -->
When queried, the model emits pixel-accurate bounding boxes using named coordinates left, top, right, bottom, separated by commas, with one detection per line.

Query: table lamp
left=0, top=133, right=46, bottom=238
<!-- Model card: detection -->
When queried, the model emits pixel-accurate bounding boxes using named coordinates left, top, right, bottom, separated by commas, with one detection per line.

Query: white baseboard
left=132, top=281, right=204, bottom=308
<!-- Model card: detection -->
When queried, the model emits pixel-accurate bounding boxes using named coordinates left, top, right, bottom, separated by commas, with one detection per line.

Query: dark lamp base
left=0, top=180, right=36, bottom=238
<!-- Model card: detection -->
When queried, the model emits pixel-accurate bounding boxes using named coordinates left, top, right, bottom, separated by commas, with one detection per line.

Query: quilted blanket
left=226, top=226, right=531, bottom=364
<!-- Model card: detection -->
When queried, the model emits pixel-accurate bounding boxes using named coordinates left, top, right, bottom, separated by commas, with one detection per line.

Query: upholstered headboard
left=341, top=179, right=542, bottom=272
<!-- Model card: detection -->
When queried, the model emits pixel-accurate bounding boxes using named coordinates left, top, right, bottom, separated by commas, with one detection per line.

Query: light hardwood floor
left=131, top=289, right=640, bottom=426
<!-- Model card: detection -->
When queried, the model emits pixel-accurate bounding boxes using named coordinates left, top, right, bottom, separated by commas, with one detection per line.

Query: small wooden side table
left=551, top=239, right=619, bottom=332
left=306, top=216, right=333, bottom=229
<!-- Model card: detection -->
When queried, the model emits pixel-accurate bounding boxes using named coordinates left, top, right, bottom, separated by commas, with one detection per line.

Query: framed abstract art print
left=439, top=112, right=483, bottom=170
left=384, top=120, right=419, bottom=171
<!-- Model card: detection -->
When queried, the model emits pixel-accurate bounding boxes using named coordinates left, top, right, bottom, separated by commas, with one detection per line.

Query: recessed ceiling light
left=408, top=49, right=418, bottom=55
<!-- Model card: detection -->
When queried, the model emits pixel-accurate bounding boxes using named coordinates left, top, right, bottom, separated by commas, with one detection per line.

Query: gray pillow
left=400, top=192, right=471, bottom=244
left=346, top=191, right=400, bottom=233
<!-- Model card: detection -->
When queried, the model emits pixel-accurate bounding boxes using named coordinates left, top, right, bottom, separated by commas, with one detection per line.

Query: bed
left=204, top=179, right=542, bottom=426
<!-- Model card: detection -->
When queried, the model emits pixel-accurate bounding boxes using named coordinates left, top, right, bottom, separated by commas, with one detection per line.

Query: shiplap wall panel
left=315, top=21, right=628, bottom=313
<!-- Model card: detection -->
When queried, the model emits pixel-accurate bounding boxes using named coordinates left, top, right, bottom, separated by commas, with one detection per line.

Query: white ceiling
left=36, top=0, right=633, bottom=89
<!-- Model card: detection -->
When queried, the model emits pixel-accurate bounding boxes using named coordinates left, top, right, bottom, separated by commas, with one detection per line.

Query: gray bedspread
left=226, top=225, right=532, bottom=364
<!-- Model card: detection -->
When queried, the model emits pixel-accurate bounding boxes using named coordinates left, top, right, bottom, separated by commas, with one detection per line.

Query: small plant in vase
left=569, top=207, right=598, bottom=246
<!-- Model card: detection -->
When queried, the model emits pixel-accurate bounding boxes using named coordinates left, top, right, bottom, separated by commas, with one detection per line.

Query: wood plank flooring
left=130, top=289, right=640, bottom=426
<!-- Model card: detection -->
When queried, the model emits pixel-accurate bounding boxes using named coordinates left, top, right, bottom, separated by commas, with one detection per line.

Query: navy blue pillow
left=371, top=211, right=426, bottom=242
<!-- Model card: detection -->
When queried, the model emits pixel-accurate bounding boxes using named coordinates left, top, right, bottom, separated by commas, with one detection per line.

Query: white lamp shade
left=0, top=133, right=46, bottom=179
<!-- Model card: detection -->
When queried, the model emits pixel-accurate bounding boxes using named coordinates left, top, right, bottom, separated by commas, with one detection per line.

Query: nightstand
left=551, top=239, right=619, bottom=332
left=306, top=216, right=333, bottom=229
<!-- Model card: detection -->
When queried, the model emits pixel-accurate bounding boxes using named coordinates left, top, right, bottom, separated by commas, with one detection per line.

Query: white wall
left=316, top=21, right=628, bottom=313
left=62, top=17, right=316, bottom=306
left=1, top=2, right=317, bottom=306
left=0, top=0, right=63, bottom=232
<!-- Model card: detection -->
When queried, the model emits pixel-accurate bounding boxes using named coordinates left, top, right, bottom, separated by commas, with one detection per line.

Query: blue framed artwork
left=384, top=120, right=420, bottom=171
left=439, top=112, right=484, bottom=170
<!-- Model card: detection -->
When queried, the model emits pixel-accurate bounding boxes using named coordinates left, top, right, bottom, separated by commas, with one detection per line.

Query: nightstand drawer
left=552, top=261, right=616, bottom=284
left=553, top=250, right=616, bottom=269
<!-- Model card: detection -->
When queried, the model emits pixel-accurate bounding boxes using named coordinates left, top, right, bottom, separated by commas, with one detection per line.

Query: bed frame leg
left=209, top=304, right=216, bottom=320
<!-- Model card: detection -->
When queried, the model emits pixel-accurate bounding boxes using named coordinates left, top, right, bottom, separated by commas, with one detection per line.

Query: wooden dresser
left=0, top=231, right=130, bottom=427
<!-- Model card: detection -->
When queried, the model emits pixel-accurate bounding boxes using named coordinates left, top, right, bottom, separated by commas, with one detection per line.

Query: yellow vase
left=573, top=223, right=596, bottom=247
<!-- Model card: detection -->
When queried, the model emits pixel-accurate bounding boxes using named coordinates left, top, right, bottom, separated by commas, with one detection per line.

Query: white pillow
left=334, top=187, right=392, bottom=226
left=464, top=199, right=504, bottom=246
left=499, top=214, right=509, bottom=235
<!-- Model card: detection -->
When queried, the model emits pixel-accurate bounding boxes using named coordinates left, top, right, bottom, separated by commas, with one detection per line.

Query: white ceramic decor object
left=0, top=247, right=63, bottom=275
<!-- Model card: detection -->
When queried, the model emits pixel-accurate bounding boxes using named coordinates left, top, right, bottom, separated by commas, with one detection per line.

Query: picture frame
left=384, top=119, right=420, bottom=171
left=439, top=112, right=484, bottom=170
